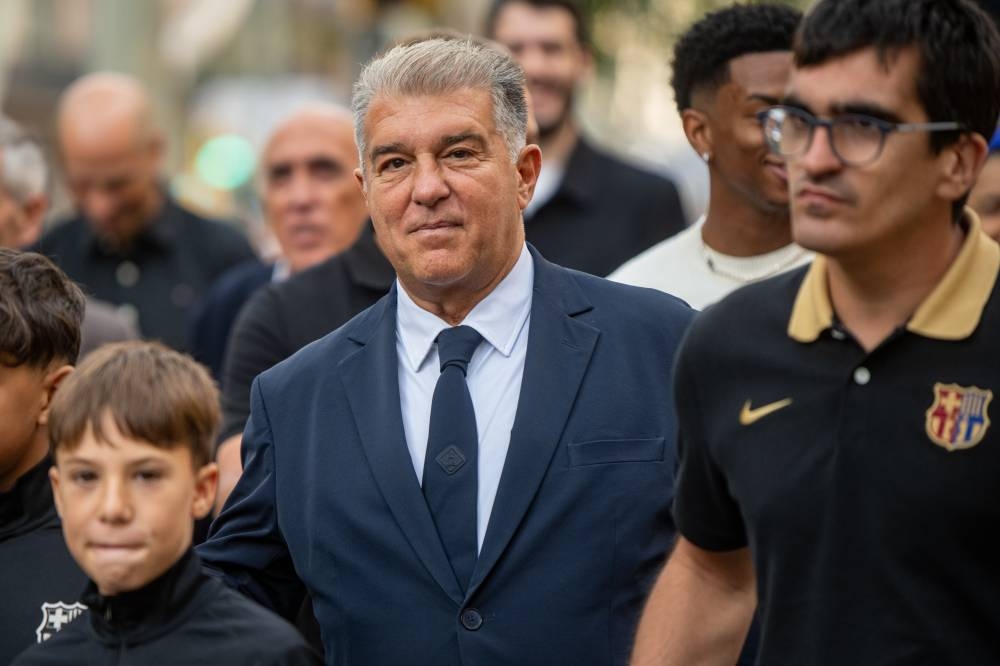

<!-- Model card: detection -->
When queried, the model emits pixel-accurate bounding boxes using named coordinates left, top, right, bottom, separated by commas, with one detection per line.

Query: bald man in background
left=190, top=103, right=369, bottom=379
left=35, top=71, right=255, bottom=351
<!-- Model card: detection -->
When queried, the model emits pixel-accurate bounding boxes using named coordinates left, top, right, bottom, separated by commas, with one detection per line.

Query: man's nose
left=411, top=157, right=450, bottom=207
left=798, top=124, right=843, bottom=177
left=82, top=189, right=118, bottom=225
left=286, top=173, right=317, bottom=209
left=98, top=477, right=134, bottom=525
left=516, top=45, right=548, bottom=81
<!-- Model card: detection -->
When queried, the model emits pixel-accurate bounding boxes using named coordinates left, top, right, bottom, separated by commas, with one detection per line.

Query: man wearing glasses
left=631, top=1, right=1000, bottom=664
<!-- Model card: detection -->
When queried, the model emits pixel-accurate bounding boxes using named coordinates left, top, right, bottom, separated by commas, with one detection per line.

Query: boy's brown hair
left=48, top=341, right=219, bottom=467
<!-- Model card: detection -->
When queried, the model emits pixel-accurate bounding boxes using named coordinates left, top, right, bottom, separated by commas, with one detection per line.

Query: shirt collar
left=396, top=243, right=534, bottom=372
left=788, top=208, right=1000, bottom=342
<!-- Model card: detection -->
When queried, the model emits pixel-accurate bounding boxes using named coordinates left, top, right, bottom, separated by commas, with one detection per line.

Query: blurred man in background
left=35, top=71, right=255, bottom=351
left=611, top=4, right=810, bottom=309
left=190, top=103, right=369, bottom=379
left=0, top=118, right=48, bottom=249
left=0, top=116, right=137, bottom=357
left=487, top=0, right=687, bottom=276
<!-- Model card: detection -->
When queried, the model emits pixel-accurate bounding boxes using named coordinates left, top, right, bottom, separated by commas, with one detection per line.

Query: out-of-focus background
left=0, top=0, right=815, bottom=238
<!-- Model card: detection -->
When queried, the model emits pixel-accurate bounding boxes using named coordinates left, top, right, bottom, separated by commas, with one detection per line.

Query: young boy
left=14, top=341, right=319, bottom=665
left=0, top=249, right=87, bottom=665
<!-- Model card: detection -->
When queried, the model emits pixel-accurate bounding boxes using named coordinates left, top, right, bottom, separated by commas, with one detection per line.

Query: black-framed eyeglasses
left=756, top=105, right=965, bottom=166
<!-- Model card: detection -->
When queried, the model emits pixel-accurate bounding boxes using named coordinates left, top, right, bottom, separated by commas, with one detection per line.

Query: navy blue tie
left=423, top=325, right=482, bottom=590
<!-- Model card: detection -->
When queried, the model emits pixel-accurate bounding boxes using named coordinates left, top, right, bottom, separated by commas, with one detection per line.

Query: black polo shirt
left=35, top=195, right=255, bottom=351
left=673, top=212, right=1000, bottom=665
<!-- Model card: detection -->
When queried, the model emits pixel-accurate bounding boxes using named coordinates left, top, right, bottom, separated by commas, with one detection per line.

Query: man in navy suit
left=199, top=37, right=692, bottom=665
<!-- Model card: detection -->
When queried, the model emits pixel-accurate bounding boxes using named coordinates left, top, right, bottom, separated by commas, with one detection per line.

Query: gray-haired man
left=0, top=118, right=48, bottom=248
left=199, top=38, right=692, bottom=665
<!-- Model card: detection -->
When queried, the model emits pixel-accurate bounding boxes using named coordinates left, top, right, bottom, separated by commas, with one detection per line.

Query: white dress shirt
left=396, top=244, right=533, bottom=551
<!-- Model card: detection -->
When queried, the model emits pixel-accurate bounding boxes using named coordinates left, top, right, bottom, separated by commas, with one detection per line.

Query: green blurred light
left=195, top=134, right=256, bottom=190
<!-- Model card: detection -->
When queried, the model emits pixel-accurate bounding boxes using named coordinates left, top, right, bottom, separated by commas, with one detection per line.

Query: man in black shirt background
left=487, top=0, right=687, bottom=276
left=35, top=72, right=255, bottom=351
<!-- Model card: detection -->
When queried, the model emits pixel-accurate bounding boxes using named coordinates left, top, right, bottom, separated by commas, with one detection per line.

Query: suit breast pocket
left=567, top=437, right=665, bottom=467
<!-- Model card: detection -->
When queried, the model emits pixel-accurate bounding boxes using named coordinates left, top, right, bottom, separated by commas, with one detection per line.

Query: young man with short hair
left=14, top=341, right=319, bottom=665
left=632, top=0, right=1000, bottom=664
left=611, top=3, right=810, bottom=308
left=0, top=249, right=86, bottom=665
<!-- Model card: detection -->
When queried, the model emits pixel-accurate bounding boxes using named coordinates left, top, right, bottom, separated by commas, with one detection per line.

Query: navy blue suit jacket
left=199, top=247, right=693, bottom=665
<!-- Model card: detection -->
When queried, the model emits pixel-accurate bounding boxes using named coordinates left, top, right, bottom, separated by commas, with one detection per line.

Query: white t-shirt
left=609, top=216, right=813, bottom=310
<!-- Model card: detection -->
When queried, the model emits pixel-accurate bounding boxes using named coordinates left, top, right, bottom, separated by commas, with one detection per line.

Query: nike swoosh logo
left=739, top=398, right=793, bottom=426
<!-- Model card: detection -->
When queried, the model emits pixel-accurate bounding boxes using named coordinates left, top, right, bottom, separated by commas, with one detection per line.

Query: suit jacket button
left=460, top=608, right=483, bottom=631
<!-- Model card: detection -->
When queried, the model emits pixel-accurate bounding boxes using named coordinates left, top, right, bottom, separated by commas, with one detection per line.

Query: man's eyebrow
left=307, top=156, right=343, bottom=171
left=781, top=94, right=812, bottom=113
left=780, top=95, right=905, bottom=125
left=439, top=132, right=487, bottom=151
left=829, top=102, right=903, bottom=124
left=748, top=93, right=782, bottom=105
left=369, top=142, right=407, bottom=162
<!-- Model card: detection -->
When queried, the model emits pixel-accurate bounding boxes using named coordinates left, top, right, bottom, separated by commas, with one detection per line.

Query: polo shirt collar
left=396, top=243, right=534, bottom=372
left=788, top=208, right=999, bottom=342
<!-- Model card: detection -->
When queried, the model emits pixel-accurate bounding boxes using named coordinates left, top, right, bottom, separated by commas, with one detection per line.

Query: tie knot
left=436, top=325, right=482, bottom=374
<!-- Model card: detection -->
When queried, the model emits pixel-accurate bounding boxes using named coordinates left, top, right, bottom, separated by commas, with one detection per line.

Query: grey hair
left=352, top=37, right=527, bottom=169
left=0, top=117, right=47, bottom=202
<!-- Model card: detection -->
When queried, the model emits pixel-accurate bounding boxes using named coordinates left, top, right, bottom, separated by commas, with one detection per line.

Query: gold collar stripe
left=788, top=209, right=1000, bottom=343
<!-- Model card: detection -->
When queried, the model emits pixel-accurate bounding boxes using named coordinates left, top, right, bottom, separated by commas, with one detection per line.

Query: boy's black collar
left=83, top=548, right=207, bottom=645
left=0, top=455, right=58, bottom=540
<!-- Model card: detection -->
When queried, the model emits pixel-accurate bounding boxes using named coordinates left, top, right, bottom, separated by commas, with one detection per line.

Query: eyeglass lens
left=766, top=109, right=886, bottom=165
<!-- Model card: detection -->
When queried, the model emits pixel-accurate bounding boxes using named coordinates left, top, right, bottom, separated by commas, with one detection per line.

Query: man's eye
left=448, top=149, right=472, bottom=159
left=268, top=168, right=291, bottom=184
left=380, top=158, right=407, bottom=172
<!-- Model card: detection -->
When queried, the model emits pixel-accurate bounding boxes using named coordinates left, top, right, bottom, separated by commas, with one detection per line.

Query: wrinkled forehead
left=363, top=90, right=498, bottom=153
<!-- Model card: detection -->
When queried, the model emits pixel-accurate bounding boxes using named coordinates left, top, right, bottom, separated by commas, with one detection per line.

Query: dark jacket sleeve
left=219, top=287, right=291, bottom=442
left=200, top=378, right=307, bottom=619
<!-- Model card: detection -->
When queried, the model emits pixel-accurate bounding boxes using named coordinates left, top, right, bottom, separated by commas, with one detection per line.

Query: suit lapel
left=469, top=249, right=598, bottom=595
left=339, top=288, right=464, bottom=605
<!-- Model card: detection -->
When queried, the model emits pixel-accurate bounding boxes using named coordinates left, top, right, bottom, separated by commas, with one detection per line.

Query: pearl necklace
left=700, top=240, right=810, bottom=283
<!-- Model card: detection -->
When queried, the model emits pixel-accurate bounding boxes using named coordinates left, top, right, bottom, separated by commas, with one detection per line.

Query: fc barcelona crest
left=35, top=601, right=86, bottom=643
left=925, top=383, right=993, bottom=451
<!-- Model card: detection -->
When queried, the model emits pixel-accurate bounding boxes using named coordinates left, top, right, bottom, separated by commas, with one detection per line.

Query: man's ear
left=354, top=167, right=368, bottom=204
left=49, top=466, right=63, bottom=518
left=192, top=462, right=219, bottom=520
left=37, top=364, right=73, bottom=427
left=937, top=132, right=989, bottom=203
left=18, top=193, right=49, bottom=247
left=515, top=144, right=543, bottom=211
left=682, top=107, right=713, bottom=162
